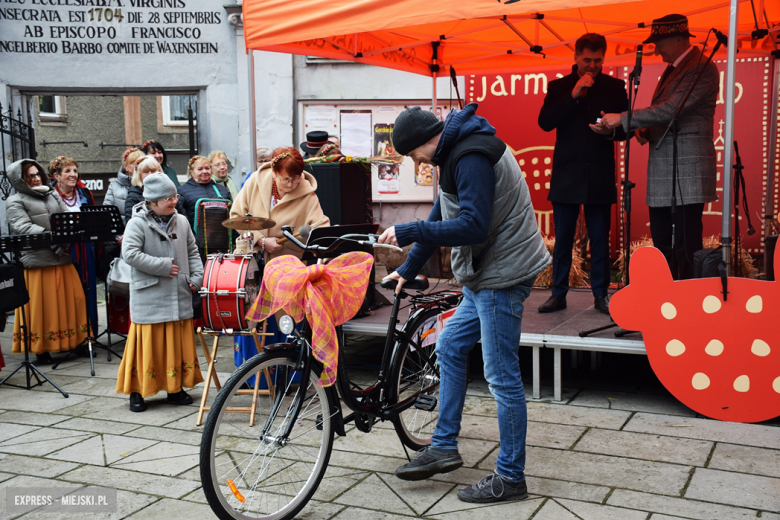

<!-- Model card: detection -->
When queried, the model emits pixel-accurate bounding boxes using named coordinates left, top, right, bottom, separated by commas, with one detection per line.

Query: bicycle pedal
left=316, top=414, right=323, bottom=431
left=414, top=394, right=437, bottom=411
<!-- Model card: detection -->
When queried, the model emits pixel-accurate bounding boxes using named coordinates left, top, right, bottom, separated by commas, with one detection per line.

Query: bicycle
left=199, top=227, right=462, bottom=520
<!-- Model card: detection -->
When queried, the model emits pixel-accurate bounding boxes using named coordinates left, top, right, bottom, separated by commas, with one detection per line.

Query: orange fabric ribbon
left=246, top=251, right=374, bottom=386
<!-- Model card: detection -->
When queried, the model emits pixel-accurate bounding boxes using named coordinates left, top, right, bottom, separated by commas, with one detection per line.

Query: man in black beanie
left=379, top=104, right=550, bottom=503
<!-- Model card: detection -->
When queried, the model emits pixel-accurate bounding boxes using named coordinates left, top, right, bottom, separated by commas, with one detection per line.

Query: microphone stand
left=655, top=34, right=726, bottom=282
left=579, top=46, right=642, bottom=338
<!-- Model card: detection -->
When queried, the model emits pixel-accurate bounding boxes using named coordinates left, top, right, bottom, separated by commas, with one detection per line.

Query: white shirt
left=672, top=45, right=694, bottom=68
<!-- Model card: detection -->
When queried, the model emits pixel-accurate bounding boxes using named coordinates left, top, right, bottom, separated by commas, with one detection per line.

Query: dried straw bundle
left=534, top=234, right=588, bottom=288
left=615, top=235, right=757, bottom=281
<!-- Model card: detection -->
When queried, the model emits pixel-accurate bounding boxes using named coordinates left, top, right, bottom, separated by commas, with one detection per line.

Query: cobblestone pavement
left=1, top=303, right=779, bottom=520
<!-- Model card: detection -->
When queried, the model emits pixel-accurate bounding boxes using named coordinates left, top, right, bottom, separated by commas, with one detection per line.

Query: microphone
left=633, top=44, right=643, bottom=86
left=580, top=71, right=594, bottom=97
left=714, top=29, right=729, bottom=47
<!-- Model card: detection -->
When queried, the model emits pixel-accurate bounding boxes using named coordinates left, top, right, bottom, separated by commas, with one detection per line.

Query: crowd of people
left=2, top=12, right=720, bottom=504
left=4, top=138, right=332, bottom=412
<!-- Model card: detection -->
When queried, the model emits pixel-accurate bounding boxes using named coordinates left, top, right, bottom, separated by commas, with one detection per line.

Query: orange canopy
left=243, top=0, right=779, bottom=75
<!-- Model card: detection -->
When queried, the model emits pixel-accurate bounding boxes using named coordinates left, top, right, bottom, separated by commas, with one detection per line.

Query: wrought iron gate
left=0, top=102, right=36, bottom=200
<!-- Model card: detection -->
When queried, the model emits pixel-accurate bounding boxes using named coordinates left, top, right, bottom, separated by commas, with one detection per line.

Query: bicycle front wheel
left=200, top=349, right=334, bottom=520
left=391, top=308, right=442, bottom=451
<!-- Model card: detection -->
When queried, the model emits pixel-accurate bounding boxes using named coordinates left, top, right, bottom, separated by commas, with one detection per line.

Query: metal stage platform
left=343, top=285, right=645, bottom=401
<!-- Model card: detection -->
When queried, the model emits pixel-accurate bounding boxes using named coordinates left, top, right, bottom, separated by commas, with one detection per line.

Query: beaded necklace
left=56, top=185, right=79, bottom=207
left=271, top=179, right=282, bottom=206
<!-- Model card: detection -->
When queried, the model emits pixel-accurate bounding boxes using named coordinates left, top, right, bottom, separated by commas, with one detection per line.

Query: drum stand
left=196, top=322, right=274, bottom=426
left=0, top=234, right=69, bottom=397
left=49, top=209, right=125, bottom=376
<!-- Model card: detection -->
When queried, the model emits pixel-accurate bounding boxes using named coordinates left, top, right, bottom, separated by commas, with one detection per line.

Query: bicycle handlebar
left=281, top=226, right=403, bottom=254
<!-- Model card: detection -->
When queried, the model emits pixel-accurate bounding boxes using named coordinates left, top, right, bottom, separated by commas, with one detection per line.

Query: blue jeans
left=431, top=278, right=533, bottom=482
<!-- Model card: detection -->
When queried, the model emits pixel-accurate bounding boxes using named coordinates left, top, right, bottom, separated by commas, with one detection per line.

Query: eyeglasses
left=212, top=161, right=228, bottom=169
left=276, top=176, right=302, bottom=185
left=161, top=195, right=179, bottom=202
left=25, top=173, right=42, bottom=179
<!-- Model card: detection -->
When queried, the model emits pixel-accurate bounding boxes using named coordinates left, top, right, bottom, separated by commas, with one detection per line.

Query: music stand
left=49, top=208, right=124, bottom=376
left=301, top=224, right=375, bottom=262
left=80, top=205, right=127, bottom=351
left=0, top=233, right=69, bottom=398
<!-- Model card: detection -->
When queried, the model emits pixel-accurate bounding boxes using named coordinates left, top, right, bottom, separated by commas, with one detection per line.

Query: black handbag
left=0, top=261, right=29, bottom=314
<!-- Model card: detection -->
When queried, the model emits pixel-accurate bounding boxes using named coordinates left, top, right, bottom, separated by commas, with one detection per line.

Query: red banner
left=471, top=57, right=777, bottom=258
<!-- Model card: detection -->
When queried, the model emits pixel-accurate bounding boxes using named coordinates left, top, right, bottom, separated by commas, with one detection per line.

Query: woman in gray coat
left=5, top=159, right=89, bottom=364
left=115, top=173, right=204, bottom=412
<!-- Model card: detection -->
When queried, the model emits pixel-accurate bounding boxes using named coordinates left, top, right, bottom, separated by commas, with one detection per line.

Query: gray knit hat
left=143, top=172, right=177, bottom=202
left=393, top=107, right=445, bottom=156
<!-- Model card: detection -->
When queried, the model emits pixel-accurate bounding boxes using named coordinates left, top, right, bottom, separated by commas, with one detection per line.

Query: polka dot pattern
left=774, top=377, right=780, bottom=394
left=733, top=375, right=750, bottom=393
left=692, top=373, right=710, bottom=390
left=702, top=295, right=721, bottom=314
left=705, top=340, right=724, bottom=356
left=751, top=339, right=770, bottom=357
left=661, top=302, right=676, bottom=320
left=746, top=295, right=763, bottom=313
left=665, top=339, right=685, bottom=357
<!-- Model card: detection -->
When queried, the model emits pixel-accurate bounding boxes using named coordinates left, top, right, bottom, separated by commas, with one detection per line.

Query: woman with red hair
left=231, top=146, right=328, bottom=259
left=230, top=147, right=329, bottom=376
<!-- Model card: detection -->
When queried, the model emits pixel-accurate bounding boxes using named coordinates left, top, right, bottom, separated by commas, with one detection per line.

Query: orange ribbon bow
left=246, top=251, right=374, bottom=386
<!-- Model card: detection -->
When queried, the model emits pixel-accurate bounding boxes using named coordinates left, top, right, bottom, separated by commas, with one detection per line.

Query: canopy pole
left=764, top=56, right=780, bottom=248
left=721, top=0, right=739, bottom=276
left=432, top=71, right=438, bottom=202
left=248, top=49, right=257, bottom=171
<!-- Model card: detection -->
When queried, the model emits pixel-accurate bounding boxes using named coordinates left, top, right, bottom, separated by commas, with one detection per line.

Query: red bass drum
left=200, top=254, right=262, bottom=331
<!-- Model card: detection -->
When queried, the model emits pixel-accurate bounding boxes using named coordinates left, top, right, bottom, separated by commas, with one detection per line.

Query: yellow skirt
left=13, top=264, right=88, bottom=354
left=116, top=319, right=204, bottom=398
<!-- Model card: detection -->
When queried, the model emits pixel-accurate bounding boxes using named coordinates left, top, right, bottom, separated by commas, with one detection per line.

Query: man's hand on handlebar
left=378, top=226, right=399, bottom=247
left=383, top=270, right=407, bottom=295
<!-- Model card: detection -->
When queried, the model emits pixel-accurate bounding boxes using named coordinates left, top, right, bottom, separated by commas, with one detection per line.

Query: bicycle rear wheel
left=200, top=349, right=334, bottom=520
left=391, top=308, right=442, bottom=451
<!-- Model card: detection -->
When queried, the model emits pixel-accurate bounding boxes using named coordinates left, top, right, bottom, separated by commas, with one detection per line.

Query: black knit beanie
left=393, top=107, right=445, bottom=156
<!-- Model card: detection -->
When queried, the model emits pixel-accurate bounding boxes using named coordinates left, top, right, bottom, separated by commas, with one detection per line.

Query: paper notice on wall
left=305, top=106, right=337, bottom=129
left=416, top=307, right=457, bottom=349
left=377, top=163, right=400, bottom=195
left=340, top=111, right=372, bottom=157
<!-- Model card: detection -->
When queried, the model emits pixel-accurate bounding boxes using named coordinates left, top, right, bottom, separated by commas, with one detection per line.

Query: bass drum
left=200, top=254, right=262, bottom=331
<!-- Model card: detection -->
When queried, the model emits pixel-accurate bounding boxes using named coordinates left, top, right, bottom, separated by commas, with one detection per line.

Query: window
left=161, top=95, right=197, bottom=126
left=38, top=95, right=67, bottom=122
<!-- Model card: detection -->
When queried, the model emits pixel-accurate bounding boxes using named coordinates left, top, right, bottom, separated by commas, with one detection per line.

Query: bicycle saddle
left=381, top=275, right=429, bottom=291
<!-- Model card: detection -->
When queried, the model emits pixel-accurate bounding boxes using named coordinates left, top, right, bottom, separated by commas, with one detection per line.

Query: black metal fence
left=0, top=103, right=36, bottom=200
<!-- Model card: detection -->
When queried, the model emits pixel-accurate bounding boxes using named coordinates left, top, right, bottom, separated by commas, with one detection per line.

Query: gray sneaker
left=457, top=471, right=528, bottom=503
left=395, top=446, right=463, bottom=481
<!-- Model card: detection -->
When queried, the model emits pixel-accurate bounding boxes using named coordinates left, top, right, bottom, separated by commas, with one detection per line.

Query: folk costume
left=5, top=159, right=88, bottom=356
left=116, top=173, right=204, bottom=405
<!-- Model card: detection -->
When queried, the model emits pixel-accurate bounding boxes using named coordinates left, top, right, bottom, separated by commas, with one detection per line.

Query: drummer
left=231, top=146, right=329, bottom=376
left=232, top=146, right=329, bottom=261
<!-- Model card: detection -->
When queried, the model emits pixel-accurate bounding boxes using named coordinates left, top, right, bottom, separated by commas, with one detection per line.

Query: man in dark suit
left=537, top=33, right=628, bottom=314
left=599, top=14, right=718, bottom=280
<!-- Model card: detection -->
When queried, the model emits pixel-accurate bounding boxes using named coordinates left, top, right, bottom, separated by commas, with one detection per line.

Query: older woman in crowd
left=141, top=139, right=179, bottom=187
left=176, top=155, right=231, bottom=229
left=208, top=151, right=238, bottom=199
left=124, top=155, right=164, bottom=221
left=105, top=148, right=141, bottom=224
left=231, top=146, right=329, bottom=373
left=6, top=159, right=88, bottom=364
left=49, top=156, right=99, bottom=339
left=116, top=173, right=203, bottom=412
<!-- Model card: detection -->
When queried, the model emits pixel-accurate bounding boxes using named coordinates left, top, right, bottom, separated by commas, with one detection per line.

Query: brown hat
left=643, top=14, right=695, bottom=44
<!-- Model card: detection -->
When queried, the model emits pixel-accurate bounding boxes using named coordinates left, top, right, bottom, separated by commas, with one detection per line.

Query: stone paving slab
left=0, top=428, right=95, bottom=457
left=0, top=388, right=94, bottom=413
left=527, top=402, right=633, bottom=429
left=49, top=417, right=140, bottom=435
left=124, top=497, right=215, bottom=519
left=607, top=489, right=763, bottom=519
left=0, top=454, right=79, bottom=479
left=57, top=465, right=200, bottom=499
left=482, top=446, right=693, bottom=495
left=0, top=475, right=85, bottom=519
left=532, top=499, right=579, bottom=520
left=427, top=494, right=545, bottom=519
left=378, top=472, right=455, bottom=516
left=334, top=473, right=417, bottom=516
left=110, top=441, right=199, bottom=477
left=707, top=443, right=780, bottom=479
left=569, top=388, right=697, bottom=416
left=0, top=411, right=72, bottom=427
left=573, top=428, right=713, bottom=466
left=123, top=425, right=203, bottom=446
left=684, top=468, right=780, bottom=512
left=624, top=413, right=780, bottom=449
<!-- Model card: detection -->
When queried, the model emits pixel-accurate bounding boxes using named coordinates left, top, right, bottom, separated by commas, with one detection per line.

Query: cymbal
left=222, top=216, right=276, bottom=230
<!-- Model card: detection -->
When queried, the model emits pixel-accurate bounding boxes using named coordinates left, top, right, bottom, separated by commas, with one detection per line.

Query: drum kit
left=199, top=215, right=275, bottom=332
